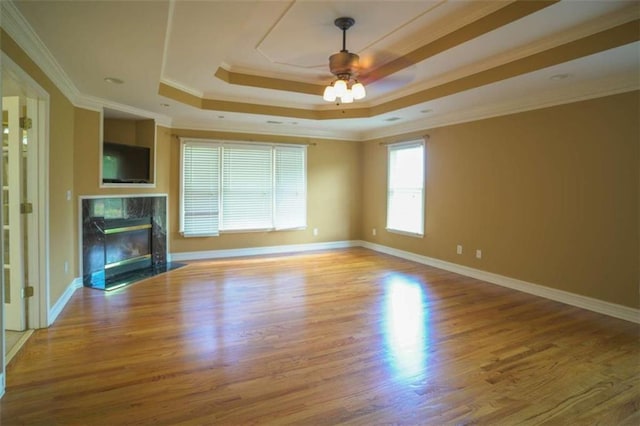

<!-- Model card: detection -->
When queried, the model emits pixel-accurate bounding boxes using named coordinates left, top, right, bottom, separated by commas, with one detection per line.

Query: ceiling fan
left=323, top=17, right=366, bottom=103
left=322, top=17, right=416, bottom=104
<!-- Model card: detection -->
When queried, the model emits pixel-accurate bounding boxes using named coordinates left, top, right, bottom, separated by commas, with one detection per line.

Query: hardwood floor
left=2, top=248, right=639, bottom=424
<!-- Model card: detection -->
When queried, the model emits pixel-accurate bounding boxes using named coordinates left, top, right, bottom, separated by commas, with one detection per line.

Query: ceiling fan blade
left=357, top=50, right=417, bottom=90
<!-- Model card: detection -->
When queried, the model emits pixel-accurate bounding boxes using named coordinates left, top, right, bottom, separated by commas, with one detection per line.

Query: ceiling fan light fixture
left=323, top=85, right=337, bottom=102
left=323, top=17, right=366, bottom=104
left=341, top=89, right=354, bottom=104
left=351, top=81, right=366, bottom=100
left=333, top=79, right=348, bottom=98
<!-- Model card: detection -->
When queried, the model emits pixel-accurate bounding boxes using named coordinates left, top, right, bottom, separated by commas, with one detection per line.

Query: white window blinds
left=181, top=142, right=220, bottom=236
left=274, top=146, right=307, bottom=230
left=221, top=144, right=273, bottom=231
left=387, top=141, right=425, bottom=236
left=180, top=139, right=307, bottom=236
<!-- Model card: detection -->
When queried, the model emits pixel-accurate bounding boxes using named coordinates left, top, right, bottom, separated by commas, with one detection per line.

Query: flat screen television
left=102, top=141, right=151, bottom=184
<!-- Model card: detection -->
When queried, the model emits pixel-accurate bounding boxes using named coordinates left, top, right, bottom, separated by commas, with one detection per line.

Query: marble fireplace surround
left=80, top=194, right=168, bottom=290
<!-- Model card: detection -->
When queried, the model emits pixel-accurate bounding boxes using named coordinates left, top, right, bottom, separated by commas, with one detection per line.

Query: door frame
left=1, top=52, right=50, bottom=397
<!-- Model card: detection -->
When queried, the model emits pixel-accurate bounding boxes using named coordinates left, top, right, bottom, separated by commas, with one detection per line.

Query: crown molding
left=159, top=0, right=177, bottom=79
left=1, top=0, right=80, bottom=103
left=171, top=118, right=359, bottom=141
left=363, top=76, right=640, bottom=141
left=167, top=72, right=639, bottom=142
left=2, top=0, right=175, bottom=124
left=159, top=19, right=640, bottom=126
left=81, top=94, right=173, bottom=127
left=377, top=4, right=640, bottom=106
left=160, top=77, right=204, bottom=98
left=187, top=1, right=560, bottom=99
left=214, top=67, right=324, bottom=96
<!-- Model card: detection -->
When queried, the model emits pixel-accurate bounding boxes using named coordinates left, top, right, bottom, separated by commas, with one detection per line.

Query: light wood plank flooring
left=2, top=248, right=639, bottom=424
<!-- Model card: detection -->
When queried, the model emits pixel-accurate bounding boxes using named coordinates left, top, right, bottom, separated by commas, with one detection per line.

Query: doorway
left=1, top=53, right=49, bottom=375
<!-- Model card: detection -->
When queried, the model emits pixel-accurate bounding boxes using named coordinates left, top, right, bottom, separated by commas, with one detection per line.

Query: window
left=181, top=142, right=220, bottom=236
left=180, top=139, right=306, bottom=236
left=386, top=141, right=425, bottom=236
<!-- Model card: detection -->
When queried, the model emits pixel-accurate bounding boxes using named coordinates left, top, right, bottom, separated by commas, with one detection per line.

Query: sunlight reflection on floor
left=382, top=274, right=429, bottom=382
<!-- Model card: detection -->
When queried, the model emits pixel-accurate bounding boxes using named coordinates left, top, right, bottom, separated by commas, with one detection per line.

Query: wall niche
left=101, top=108, right=156, bottom=186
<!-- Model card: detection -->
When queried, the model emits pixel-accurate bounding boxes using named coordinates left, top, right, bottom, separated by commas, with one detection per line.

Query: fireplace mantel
left=80, top=195, right=168, bottom=290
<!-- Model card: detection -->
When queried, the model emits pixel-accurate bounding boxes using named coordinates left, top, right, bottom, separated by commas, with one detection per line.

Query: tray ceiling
left=4, top=0, right=639, bottom=140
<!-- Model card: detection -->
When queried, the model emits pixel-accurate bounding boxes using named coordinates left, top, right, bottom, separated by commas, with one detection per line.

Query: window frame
left=386, top=139, right=425, bottom=238
left=179, top=138, right=307, bottom=237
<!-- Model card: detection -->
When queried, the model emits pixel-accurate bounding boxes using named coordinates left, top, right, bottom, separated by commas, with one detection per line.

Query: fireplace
left=104, top=217, right=152, bottom=278
left=81, top=195, right=172, bottom=290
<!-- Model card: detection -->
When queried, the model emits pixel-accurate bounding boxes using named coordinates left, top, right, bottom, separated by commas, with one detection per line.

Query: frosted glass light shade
left=334, top=79, right=348, bottom=97
left=323, top=85, right=337, bottom=102
left=341, top=89, right=354, bottom=103
left=352, top=82, right=366, bottom=100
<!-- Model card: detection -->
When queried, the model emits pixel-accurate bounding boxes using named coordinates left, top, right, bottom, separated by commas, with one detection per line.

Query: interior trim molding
left=364, top=79, right=640, bottom=141
left=1, top=1, right=172, bottom=123
left=5, top=330, right=34, bottom=367
left=83, top=94, right=173, bottom=127
left=360, top=241, right=640, bottom=324
left=170, top=240, right=638, bottom=324
left=48, top=241, right=638, bottom=329
left=211, top=1, right=560, bottom=96
left=170, top=240, right=360, bottom=262
left=0, top=0, right=79, bottom=104
left=215, top=67, right=324, bottom=96
left=159, top=19, right=640, bottom=122
left=48, top=277, right=82, bottom=327
left=170, top=120, right=360, bottom=142
left=360, top=0, right=560, bottom=86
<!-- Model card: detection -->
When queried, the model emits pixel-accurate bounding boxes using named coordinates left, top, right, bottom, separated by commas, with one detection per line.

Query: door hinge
left=20, top=117, right=32, bottom=130
left=21, top=202, right=33, bottom=214
left=22, top=286, right=34, bottom=298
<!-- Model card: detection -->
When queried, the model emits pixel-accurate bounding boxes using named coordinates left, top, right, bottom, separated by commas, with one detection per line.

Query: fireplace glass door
left=105, top=227, right=152, bottom=267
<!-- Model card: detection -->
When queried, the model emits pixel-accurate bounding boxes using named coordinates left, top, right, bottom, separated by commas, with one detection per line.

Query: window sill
left=386, top=228, right=424, bottom=238
left=180, top=226, right=306, bottom=237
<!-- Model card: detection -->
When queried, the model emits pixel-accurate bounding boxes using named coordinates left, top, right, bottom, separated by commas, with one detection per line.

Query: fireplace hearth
left=81, top=195, right=180, bottom=290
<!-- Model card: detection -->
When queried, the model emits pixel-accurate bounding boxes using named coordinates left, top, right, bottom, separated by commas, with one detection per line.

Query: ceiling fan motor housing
left=329, top=51, right=360, bottom=79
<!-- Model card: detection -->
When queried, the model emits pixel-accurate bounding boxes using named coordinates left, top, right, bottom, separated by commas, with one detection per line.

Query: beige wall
left=168, top=129, right=362, bottom=254
left=2, top=27, right=638, bottom=315
left=104, top=118, right=137, bottom=146
left=362, top=91, right=639, bottom=308
left=74, top=113, right=168, bottom=195
left=2, top=30, right=78, bottom=307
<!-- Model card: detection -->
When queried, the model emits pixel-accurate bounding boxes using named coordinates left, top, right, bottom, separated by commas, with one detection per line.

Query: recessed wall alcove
left=80, top=194, right=177, bottom=290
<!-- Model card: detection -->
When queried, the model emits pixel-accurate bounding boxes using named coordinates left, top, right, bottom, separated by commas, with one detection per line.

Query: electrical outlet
left=313, top=228, right=318, bottom=236
left=476, top=249, right=482, bottom=259
left=66, top=189, right=72, bottom=201
left=372, top=228, right=377, bottom=236
left=456, top=245, right=463, bottom=255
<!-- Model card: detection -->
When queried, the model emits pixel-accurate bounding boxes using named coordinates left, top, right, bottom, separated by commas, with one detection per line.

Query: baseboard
left=360, top=241, right=640, bottom=324
left=5, top=329, right=34, bottom=367
left=48, top=277, right=83, bottom=326
left=70, top=241, right=639, bottom=324
left=170, top=240, right=360, bottom=262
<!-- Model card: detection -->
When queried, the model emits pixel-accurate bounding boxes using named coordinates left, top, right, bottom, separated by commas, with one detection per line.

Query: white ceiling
left=4, top=0, right=639, bottom=140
